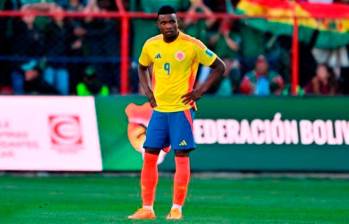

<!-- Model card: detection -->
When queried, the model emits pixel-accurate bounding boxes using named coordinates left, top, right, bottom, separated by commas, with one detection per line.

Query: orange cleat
left=128, top=208, right=156, bottom=220
left=166, top=208, right=183, bottom=220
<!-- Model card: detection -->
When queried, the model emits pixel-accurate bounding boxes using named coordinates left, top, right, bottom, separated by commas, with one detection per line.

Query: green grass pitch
left=1, top=174, right=349, bottom=224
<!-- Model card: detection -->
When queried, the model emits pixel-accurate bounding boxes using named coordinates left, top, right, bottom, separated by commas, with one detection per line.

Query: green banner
left=96, top=96, right=349, bottom=171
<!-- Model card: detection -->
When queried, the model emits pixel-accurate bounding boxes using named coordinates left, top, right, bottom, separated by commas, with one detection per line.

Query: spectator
left=239, top=23, right=267, bottom=75
left=312, top=46, right=348, bottom=86
left=13, top=60, right=59, bottom=95
left=183, top=0, right=215, bottom=43
left=76, top=65, right=109, bottom=96
left=62, top=0, right=87, bottom=92
left=43, top=6, right=71, bottom=95
left=81, top=2, right=120, bottom=91
left=66, top=22, right=86, bottom=92
left=10, top=11, right=44, bottom=94
left=210, top=18, right=241, bottom=94
left=299, top=30, right=319, bottom=87
left=240, top=55, right=284, bottom=95
left=305, top=64, right=337, bottom=95
left=266, top=34, right=291, bottom=83
left=11, top=11, right=44, bottom=58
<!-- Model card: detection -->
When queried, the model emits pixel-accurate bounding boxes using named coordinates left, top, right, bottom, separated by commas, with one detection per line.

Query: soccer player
left=128, top=5, right=226, bottom=220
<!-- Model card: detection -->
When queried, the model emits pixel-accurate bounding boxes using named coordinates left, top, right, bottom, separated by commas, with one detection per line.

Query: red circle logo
left=49, top=115, right=83, bottom=146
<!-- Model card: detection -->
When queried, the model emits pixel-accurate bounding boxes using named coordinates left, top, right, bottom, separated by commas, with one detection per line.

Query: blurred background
left=0, top=0, right=348, bottom=96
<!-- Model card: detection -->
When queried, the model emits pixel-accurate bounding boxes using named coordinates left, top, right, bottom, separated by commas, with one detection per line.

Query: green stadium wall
left=95, top=96, right=349, bottom=172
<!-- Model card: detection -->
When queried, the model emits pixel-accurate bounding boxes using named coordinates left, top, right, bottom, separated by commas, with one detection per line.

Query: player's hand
left=181, top=89, right=203, bottom=105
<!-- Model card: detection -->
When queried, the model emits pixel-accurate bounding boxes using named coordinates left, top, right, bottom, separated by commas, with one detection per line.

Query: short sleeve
left=195, top=40, right=217, bottom=67
left=138, top=42, right=152, bottom=66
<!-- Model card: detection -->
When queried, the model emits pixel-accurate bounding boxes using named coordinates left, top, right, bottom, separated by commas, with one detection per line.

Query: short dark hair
left=157, top=5, right=176, bottom=16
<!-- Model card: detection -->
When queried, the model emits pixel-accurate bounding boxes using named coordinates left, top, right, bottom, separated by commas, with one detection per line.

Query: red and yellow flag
left=237, top=0, right=349, bottom=48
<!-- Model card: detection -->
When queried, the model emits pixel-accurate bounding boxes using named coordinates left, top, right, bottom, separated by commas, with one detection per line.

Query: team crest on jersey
left=175, top=51, right=185, bottom=61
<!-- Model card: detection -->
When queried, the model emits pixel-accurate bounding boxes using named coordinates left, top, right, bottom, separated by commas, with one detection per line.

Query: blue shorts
left=144, top=109, right=195, bottom=151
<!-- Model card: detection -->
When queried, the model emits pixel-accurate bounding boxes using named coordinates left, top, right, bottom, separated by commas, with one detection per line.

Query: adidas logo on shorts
left=179, top=140, right=187, bottom=146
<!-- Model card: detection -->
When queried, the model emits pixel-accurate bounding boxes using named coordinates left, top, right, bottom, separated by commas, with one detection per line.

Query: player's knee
left=175, top=150, right=191, bottom=157
left=145, top=148, right=161, bottom=155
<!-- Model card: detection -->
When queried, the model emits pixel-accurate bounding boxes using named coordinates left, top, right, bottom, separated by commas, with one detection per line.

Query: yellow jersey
left=139, top=31, right=217, bottom=112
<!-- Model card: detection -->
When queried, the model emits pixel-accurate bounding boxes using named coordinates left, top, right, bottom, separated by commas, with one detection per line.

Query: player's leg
left=141, top=148, right=160, bottom=210
left=167, top=150, right=191, bottom=220
left=128, top=111, right=169, bottom=220
left=141, top=111, right=170, bottom=213
left=128, top=148, right=159, bottom=220
left=167, top=109, right=195, bottom=220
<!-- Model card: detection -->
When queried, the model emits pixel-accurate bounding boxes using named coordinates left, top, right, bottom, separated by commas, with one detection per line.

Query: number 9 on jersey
left=164, top=63, right=170, bottom=75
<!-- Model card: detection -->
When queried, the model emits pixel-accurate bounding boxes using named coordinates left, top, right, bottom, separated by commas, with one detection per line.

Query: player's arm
left=138, top=64, right=157, bottom=108
left=182, top=57, right=226, bottom=104
left=138, top=41, right=157, bottom=107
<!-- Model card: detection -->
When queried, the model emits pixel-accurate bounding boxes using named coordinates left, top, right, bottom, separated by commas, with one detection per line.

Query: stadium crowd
left=0, top=0, right=348, bottom=96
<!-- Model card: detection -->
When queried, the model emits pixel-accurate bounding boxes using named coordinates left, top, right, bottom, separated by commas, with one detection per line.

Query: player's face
left=157, top=14, right=179, bottom=39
